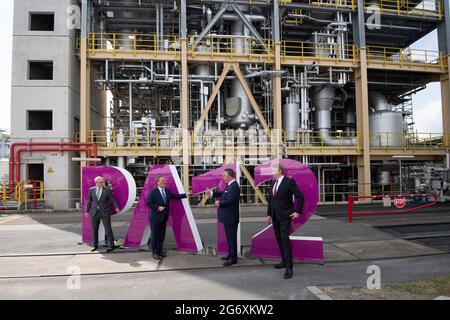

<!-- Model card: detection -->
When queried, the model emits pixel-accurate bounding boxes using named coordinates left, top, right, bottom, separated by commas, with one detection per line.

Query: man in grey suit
left=85, top=176, right=120, bottom=253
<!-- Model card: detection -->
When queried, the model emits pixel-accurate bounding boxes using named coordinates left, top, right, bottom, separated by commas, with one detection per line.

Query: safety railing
left=89, top=129, right=183, bottom=150
left=188, top=35, right=274, bottom=60
left=283, top=130, right=360, bottom=151
left=86, top=32, right=180, bottom=56
left=367, top=46, right=446, bottom=69
left=317, top=182, right=410, bottom=204
left=364, top=0, right=443, bottom=18
left=281, top=41, right=358, bottom=64
left=85, top=130, right=449, bottom=153
left=369, top=132, right=449, bottom=151
left=192, top=129, right=272, bottom=152
left=307, top=0, right=356, bottom=9
left=1, top=180, right=44, bottom=210
left=347, top=193, right=438, bottom=222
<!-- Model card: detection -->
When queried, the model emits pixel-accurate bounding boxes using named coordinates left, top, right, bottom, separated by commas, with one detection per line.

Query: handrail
left=281, top=40, right=357, bottom=63
left=83, top=129, right=449, bottom=152
left=87, top=32, right=180, bottom=55
left=363, top=0, right=443, bottom=18
left=347, top=193, right=438, bottom=222
left=367, top=45, right=445, bottom=68
left=82, top=33, right=448, bottom=70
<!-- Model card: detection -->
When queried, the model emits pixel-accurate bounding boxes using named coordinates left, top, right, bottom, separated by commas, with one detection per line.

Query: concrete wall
left=10, top=0, right=105, bottom=209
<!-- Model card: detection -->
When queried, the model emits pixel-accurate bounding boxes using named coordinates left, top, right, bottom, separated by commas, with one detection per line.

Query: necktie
left=161, top=189, right=167, bottom=204
left=96, top=188, right=101, bottom=200
left=273, top=180, right=278, bottom=196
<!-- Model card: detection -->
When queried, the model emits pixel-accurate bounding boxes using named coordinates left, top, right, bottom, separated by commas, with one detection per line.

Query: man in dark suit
left=85, top=176, right=120, bottom=253
left=267, top=164, right=304, bottom=279
left=211, top=169, right=240, bottom=267
left=147, top=176, right=187, bottom=260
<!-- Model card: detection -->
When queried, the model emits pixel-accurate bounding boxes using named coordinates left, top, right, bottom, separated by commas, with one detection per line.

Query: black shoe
left=90, top=246, right=98, bottom=252
left=274, top=261, right=286, bottom=269
left=107, top=245, right=119, bottom=253
left=283, top=268, right=293, bottom=279
left=153, top=254, right=161, bottom=260
left=221, top=256, right=230, bottom=261
left=223, top=260, right=237, bottom=267
left=159, top=252, right=167, bottom=258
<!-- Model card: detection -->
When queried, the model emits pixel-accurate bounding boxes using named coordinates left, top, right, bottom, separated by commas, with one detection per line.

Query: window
left=28, top=61, right=53, bottom=80
left=27, top=110, right=53, bottom=130
left=29, top=13, right=54, bottom=31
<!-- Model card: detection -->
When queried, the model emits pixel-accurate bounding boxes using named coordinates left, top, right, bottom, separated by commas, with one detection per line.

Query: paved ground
left=0, top=203, right=450, bottom=299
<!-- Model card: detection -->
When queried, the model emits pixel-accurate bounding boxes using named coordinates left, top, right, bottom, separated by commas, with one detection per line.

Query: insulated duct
left=226, top=19, right=256, bottom=129
left=313, top=86, right=357, bottom=146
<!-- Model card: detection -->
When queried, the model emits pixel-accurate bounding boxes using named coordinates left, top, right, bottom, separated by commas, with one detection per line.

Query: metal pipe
left=5, top=142, right=97, bottom=189
left=129, top=82, right=133, bottom=132
left=313, top=86, right=357, bottom=146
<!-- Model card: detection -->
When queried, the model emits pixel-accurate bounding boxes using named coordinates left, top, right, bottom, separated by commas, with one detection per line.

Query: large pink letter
left=191, top=163, right=241, bottom=255
left=252, top=159, right=323, bottom=262
left=124, top=165, right=203, bottom=253
left=82, top=166, right=136, bottom=244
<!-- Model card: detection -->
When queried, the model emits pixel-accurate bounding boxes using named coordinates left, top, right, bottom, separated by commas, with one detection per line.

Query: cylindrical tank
left=116, top=9, right=139, bottom=50
left=193, top=45, right=214, bottom=77
left=116, top=129, right=126, bottom=147
left=226, top=20, right=255, bottom=129
left=313, top=86, right=335, bottom=130
left=369, top=111, right=404, bottom=146
left=369, top=91, right=391, bottom=112
left=283, top=102, right=300, bottom=142
left=116, top=129, right=126, bottom=168
left=378, top=170, right=391, bottom=186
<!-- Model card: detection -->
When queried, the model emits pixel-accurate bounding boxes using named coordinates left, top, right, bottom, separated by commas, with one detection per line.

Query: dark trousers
left=272, top=214, right=293, bottom=269
left=224, top=223, right=239, bottom=262
left=91, top=213, right=115, bottom=247
left=149, top=219, right=167, bottom=255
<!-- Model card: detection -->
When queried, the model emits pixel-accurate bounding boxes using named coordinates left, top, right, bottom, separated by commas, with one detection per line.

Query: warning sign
left=394, top=196, right=407, bottom=209
left=47, top=167, right=54, bottom=174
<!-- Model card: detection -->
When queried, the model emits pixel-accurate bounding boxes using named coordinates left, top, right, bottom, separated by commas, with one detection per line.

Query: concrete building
left=5, top=0, right=450, bottom=209
left=9, top=0, right=105, bottom=208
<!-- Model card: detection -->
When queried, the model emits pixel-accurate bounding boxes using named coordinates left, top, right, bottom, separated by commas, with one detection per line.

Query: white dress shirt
left=158, top=187, right=167, bottom=202
left=96, top=187, right=103, bottom=200
left=272, top=175, right=284, bottom=195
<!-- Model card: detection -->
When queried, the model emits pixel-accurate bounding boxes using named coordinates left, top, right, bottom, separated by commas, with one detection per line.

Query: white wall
left=10, top=0, right=92, bottom=209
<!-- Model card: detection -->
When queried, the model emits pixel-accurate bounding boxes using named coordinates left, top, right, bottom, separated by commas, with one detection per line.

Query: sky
left=0, top=0, right=443, bottom=134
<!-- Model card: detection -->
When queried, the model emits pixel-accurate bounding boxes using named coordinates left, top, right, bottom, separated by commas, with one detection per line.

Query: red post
left=348, top=195, right=353, bottom=223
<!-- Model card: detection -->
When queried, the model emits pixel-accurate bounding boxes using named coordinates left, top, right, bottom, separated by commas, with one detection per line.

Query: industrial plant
left=3, top=0, right=450, bottom=209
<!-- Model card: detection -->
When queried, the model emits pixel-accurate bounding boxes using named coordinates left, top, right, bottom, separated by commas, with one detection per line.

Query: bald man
left=85, top=176, right=120, bottom=252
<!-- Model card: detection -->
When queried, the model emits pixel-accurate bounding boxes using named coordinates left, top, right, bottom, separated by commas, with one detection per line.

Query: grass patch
left=321, top=275, right=450, bottom=300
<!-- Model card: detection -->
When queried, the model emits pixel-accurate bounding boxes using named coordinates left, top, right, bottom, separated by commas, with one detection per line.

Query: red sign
left=394, top=196, right=407, bottom=209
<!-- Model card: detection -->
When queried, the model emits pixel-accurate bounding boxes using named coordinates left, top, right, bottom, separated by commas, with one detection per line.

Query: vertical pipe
left=129, top=82, right=133, bottom=132
left=156, top=4, right=159, bottom=49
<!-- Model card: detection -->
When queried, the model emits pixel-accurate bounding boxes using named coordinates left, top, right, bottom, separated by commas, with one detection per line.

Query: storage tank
left=283, top=100, right=300, bottom=142
left=368, top=92, right=404, bottom=147
left=378, top=170, right=391, bottom=186
left=369, top=111, right=404, bottom=146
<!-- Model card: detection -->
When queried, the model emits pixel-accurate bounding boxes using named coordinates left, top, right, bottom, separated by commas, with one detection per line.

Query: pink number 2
left=252, top=159, right=324, bottom=262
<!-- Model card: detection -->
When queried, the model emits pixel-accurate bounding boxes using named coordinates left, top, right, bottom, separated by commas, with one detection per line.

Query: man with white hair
left=85, top=176, right=120, bottom=252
